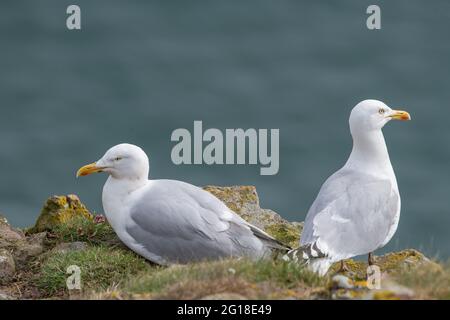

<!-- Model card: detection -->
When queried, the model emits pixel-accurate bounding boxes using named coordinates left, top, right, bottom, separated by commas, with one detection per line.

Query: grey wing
left=125, top=180, right=280, bottom=264
left=179, top=181, right=288, bottom=250
left=300, top=169, right=399, bottom=260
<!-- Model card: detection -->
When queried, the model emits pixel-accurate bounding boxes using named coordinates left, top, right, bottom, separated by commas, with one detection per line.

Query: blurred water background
left=1, top=0, right=449, bottom=258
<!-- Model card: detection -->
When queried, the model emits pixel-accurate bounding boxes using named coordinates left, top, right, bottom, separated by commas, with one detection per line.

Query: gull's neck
left=344, top=129, right=395, bottom=178
left=102, top=176, right=149, bottom=227
left=104, top=175, right=148, bottom=196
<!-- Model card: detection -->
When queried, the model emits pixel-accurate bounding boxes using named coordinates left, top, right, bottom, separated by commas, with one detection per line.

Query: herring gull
left=291, top=100, right=411, bottom=275
left=76, top=143, right=289, bottom=265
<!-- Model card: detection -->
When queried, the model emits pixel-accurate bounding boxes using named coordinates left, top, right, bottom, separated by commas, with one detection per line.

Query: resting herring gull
left=77, top=143, right=289, bottom=265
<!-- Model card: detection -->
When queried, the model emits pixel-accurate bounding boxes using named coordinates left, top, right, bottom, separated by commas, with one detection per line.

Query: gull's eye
left=378, top=108, right=385, bottom=115
left=114, top=157, right=122, bottom=161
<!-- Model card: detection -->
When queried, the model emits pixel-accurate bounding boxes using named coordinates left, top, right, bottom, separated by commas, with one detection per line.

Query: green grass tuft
left=36, top=246, right=149, bottom=295
left=48, top=215, right=119, bottom=246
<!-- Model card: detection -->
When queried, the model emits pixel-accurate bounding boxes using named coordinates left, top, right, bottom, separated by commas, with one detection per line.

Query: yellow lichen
left=372, top=290, right=401, bottom=300
left=204, top=185, right=259, bottom=214
left=265, top=223, right=301, bottom=248
left=30, top=195, right=93, bottom=233
left=329, top=249, right=436, bottom=279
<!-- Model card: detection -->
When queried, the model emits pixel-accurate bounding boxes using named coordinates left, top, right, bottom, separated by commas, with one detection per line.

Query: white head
left=349, top=99, right=411, bottom=136
left=77, top=143, right=150, bottom=181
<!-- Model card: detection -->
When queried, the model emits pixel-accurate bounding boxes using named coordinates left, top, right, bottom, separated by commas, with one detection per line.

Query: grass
left=391, top=261, right=450, bottom=299
left=35, top=214, right=328, bottom=299
left=26, top=212, right=450, bottom=300
left=120, top=258, right=327, bottom=299
left=47, top=215, right=119, bottom=246
left=32, top=214, right=326, bottom=299
left=35, top=245, right=149, bottom=296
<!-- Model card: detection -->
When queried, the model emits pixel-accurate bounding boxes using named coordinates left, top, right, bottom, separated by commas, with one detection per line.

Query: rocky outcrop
left=329, top=249, right=440, bottom=279
left=30, top=195, right=93, bottom=233
left=0, top=249, right=15, bottom=284
left=13, top=232, right=47, bottom=265
left=0, top=213, right=47, bottom=265
left=0, top=215, right=25, bottom=249
left=204, top=186, right=302, bottom=248
left=0, top=214, right=46, bottom=292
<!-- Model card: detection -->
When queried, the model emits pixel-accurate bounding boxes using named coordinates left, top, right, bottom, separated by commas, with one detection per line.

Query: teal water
left=1, top=1, right=449, bottom=258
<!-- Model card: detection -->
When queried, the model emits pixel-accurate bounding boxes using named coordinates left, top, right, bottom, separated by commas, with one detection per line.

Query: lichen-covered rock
left=30, top=195, right=93, bottom=233
left=0, top=249, right=16, bottom=284
left=327, top=249, right=441, bottom=299
left=204, top=186, right=302, bottom=248
left=331, top=275, right=355, bottom=289
left=363, top=279, right=415, bottom=300
left=330, top=273, right=415, bottom=300
left=329, top=249, right=439, bottom=279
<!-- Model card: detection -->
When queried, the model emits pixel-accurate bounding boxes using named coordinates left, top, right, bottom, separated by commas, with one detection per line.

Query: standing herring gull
left=291, top=100, right=411, bottom=276
left=76, top=143, right=289, bottom=265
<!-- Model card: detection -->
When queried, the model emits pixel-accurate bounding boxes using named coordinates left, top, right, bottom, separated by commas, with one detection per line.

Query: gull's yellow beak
left=389, top=110, right=411, bottom=121
left=76, top=162, right=104, bottom=177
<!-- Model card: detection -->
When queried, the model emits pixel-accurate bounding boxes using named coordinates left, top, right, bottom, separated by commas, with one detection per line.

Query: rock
left=30, top=195, right=93, bottom=233
left=373, top=249, right=437, bottom=271
left=13, top=232, right=47, bottom=264
left=329, top=249, right=439, bottom=279
left=0, top=214, right=25, bottom=247
left=328, top=250, right=436, bottom=300
left=0, top=215, right=46, bottom=267
left=331, top=274, right=415, bottom=300
left=0, top=249, right=16, bottom=284
left=330, top=274, right=370, bottom=299
left=331, top=275, right=354, bottom=289
left=363, top=279, right=415, bottom=300
left=204, top=186, right=302, bottom=248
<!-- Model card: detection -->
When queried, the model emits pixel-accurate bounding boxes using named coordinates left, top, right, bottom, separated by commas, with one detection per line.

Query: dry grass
left=391, top=261, right=450, bottom=299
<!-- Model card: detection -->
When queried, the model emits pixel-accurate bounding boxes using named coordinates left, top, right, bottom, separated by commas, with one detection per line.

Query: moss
left=265, top=222, right=301, bottom=248
left=204, top=185, right=258, bottom=214
left=36, top=245, right=149, bottom=296
left=204, top=185, right=301, bottom=248
left=329, top=249, right=437, bottom=279
left=30, top=195, right=93, bottom=233
left=332, top=288, right=366, bottom=299
left=371, top=290, right=401, bottom=300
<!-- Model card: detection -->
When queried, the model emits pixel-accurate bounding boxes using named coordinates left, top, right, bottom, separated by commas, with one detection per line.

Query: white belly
left=380, top=193, right=401, bottom=249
